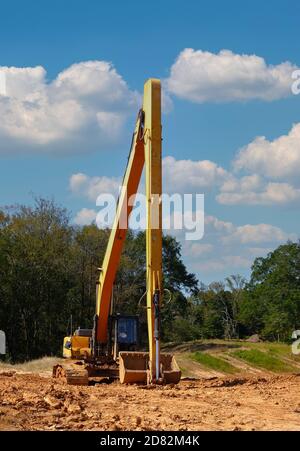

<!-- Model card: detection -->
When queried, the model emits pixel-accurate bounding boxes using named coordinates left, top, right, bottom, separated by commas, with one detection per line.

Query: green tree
left=225, top=274, right=246, bottom=338
left=240, top=242, right=300, bottom=341
left=0, top=200, right=199, bottom=360
left=0, top=198, right=73, bottom=360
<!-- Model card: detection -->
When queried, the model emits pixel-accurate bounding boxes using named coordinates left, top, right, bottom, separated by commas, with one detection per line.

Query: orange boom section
left=95, top=111, right=145, bottom=343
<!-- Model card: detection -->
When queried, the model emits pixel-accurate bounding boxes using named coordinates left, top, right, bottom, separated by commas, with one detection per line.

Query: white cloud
left=162, top=125, right=300, bottom=207
left=70, top=156, right=228, bottom=203
left=163, top=156, right=228, bottom=193
left=71, top=165, right=297, bottom=279
left=178, top=215, right=296, bottom=278
left=215, top=123, right=300, bottom=206
left=0, top=61, right=139, bottom=154
left=0, top=66, right=46, bottom=99
left=204, top=215, right=234, bottom=234
left=74, top=208, right=97, bottom=226
left=217, top=181, right=300, bottom=205
left=220, top=174, right=263, bottom=194
left=166, top=48, right=298, bottom=103
left=222, top=223, right=295, bottom=245
left=69, top=172, right=121, bottom=201
left=53, top=61, right=136, bottom=106
left=69, top=173, right=89, bottom=192
left=204, top=216, right=294, bottom=245
left=70, top=148, right=300, bottom=209
left=234, top=123, right=300, bottom=179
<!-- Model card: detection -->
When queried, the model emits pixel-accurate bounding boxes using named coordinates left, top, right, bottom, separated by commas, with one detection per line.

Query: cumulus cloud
left=219, top=183, right=300, bottom=205
left=70, top=156, right=229, bottom=203
left=218, top=179, right=300, bottom=206
left=74, top=208, right=97, bottom=226
left=166, top=48, right=298, bottom=103
left=0, top=61, right=139, bottom=154
left=163, top=124, right=300, bottom=207
left=204, top=216, right=294, bottom=245
left=179, top=215, right=296, bottom=278
left=220, top=174, right=263, bottom=193
left=69, top=172, right=121, bottom=201
left=234, top=123, right=300, bottom=179
left=163, top=156, right=228, bottom=193
left=222, top=223, right=295, bottom=245
left=71, top=162, right=296, bottom=280
left=204, top=215, right=234, bottom=235
left=70, top=149, right=300, bottom=209
left=216, top=123, right=300, bottom=206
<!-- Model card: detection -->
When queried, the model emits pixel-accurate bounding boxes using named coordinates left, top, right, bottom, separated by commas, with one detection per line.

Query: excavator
left=53, top=79, right=181, bottom=385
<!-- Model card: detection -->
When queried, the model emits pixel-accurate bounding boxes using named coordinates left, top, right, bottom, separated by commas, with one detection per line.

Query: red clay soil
left=1, top=371, right=300, bottom=431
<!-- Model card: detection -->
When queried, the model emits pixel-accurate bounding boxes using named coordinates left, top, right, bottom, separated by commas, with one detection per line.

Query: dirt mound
left=1, top=372, right=300, bottom=430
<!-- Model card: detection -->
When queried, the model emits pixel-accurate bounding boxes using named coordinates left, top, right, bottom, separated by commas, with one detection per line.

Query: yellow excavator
left=53, top=79, right=181, bottom=385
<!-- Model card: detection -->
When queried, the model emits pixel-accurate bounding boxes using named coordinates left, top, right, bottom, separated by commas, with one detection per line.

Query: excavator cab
left=62, top=315, right=139, bottom=361
left=110, top=315, right=139, bottom=358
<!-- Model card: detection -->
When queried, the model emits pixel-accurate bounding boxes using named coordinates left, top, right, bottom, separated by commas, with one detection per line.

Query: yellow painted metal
left=63, top=336, right=72, bottom=358
left=63, top=335, right=91, bottom=359
left=95, top=79, right=162, bottom=350
left=143, top=79, right=162, bottom=381
left=94, top=79, right=171, bottom=383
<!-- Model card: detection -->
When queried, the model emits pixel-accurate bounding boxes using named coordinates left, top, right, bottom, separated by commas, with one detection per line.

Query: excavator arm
left=94, top=79, right=163, bottom=381
left=144, top=79, right=162, bottom=381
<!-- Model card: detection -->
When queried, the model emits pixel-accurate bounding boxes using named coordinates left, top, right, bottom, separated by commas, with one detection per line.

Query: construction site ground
left=1, top=341, right=300, bottom=431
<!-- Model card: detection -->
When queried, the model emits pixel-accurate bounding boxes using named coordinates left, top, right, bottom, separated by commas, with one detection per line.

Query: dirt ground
left=1, top=370, right=300, bottom=431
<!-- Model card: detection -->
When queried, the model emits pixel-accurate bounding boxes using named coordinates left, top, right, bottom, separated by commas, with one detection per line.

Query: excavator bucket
left=159, top=353, right=182, bottom=384
left=119, top=351, right=181, bottom=384
left=119, top=352, right=148, bottom=384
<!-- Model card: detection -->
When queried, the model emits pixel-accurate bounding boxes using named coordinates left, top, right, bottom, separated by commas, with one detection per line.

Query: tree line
left=0, top=198, right=299, bottom=362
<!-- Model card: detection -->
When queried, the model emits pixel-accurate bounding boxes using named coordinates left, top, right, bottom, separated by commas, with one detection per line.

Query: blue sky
left=0, top=0, right=300, bottom=283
